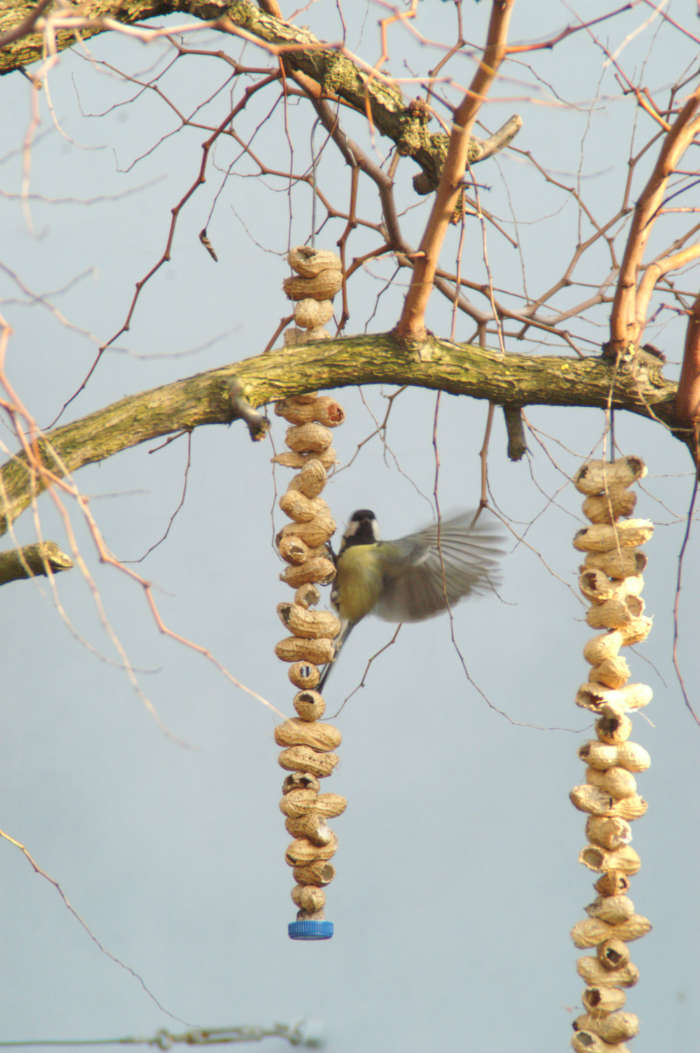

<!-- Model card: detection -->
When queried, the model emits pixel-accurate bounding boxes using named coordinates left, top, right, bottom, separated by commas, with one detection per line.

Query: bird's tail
left=318, top=619, right=354, bottom=692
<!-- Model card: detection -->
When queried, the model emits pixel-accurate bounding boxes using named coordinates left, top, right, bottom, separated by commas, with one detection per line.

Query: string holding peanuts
left=272, top=248, right=346, bottom=941
left=568, top=456, right=654, bottom=1053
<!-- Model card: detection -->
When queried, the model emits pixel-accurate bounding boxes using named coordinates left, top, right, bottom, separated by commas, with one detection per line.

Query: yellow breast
left=335, top=545, right=383, bottom=623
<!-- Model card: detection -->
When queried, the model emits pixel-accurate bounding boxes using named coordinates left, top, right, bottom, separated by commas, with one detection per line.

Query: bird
left=319, top=508, right=503, bottom=690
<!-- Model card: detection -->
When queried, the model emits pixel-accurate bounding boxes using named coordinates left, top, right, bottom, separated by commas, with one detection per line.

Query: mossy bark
left=0, top=333, right=681, bottom=534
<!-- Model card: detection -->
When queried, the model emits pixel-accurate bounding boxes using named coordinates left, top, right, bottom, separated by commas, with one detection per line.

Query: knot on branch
left=601, top=343, right=668, bottom=391
left=413, top=114, right=522, bottom=194
left=228, top=380, right=269, bottom=441
left=0, top=541, right=73, bottom=586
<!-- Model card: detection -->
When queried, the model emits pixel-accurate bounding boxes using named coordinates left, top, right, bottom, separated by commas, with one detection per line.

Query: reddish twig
left=675, top=291, right=700, bottom=444
left=505, top=4, right=637, bottom=55
left=671, top=473, right=700, bottom=723
left=636, top=241, right=700, bottom=329
left=609, top=86, right=700, bottom=355
left=258, top=0, right=283, bottom=17
left=395, top=0, right=515, bottom=340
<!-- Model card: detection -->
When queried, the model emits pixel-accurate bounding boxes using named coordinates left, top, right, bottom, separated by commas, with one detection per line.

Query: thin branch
left=676, top=291, right=700, bottom=436
left=257, top=0, right=282, bottom=18
left=51, top=71, right=280, bottom=423
left=505, top=3, right=640, bottom=56
left=671, top=473, right=700, bottom=724
left=0, top=826, right=183, bottom=1021
left=307, top=94, right=404, bottom=248
left=636, top=241, right=700, bottom=325
left=609, top=86, right=700, bottom=353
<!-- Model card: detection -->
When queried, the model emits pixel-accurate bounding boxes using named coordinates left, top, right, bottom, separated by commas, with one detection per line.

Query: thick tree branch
left=0, top=335, right=680, bottom=535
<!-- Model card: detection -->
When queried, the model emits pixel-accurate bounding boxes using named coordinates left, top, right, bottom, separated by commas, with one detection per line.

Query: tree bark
left=0, top=334, right=681, bottom=535
left=0, top=540, right=73, bottom=585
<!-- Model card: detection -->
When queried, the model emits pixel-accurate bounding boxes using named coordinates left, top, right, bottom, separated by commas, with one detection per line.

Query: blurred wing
left=373, top=510, right=502, bottom=623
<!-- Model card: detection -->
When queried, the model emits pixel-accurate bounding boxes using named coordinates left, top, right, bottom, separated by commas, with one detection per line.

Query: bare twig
left=0, top=0, right=52, bottom=49
left=636, top=241, right=700, bottom=333
left=672, top=473, right=700, bottom=723
left=609, top=86, right=700, bottom=354
left=0, top=826, right=184, bottom=1021
left=396, top=0, right=515, bottom=339
left=675, top=291, right=700, bottom=448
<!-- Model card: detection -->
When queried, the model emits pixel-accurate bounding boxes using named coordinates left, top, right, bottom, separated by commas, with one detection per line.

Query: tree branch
left=0, top=540, right=73, bottom=585
left=396, top=0, right=515, bottom=339
left=676, top=291, right=700, bottom=439
left=609, top=85, right=700, bottom=354
left=0, top=0, right=52, bottom=50
left=0, top=334, right=680, bottom=535
left=636, top=240, right=700, bottom=328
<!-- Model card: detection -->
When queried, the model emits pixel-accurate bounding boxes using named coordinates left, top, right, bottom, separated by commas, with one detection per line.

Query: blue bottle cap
left=288, top=919, right=334, bottom=940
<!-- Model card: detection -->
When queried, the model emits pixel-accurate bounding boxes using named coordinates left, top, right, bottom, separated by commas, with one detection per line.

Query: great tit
left=319, top=508, right=502, bottom=690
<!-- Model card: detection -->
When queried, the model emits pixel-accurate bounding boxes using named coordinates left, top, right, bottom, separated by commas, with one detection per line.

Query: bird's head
left=341, top=509, right=380, bottom=548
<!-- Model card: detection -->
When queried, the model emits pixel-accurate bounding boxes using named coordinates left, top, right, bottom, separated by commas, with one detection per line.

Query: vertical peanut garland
left=569, top=457, right=654, bottom=1052
left=273, top=248, right=347, bottom=939
left=282, top=246, right=343, bottom=347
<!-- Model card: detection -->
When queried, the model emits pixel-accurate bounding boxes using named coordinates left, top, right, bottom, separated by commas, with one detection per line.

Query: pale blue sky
left=0, top=3, right=698, bottom=1050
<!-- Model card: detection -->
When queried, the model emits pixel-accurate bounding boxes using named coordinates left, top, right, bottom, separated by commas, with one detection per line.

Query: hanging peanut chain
left=569, top=456, right=654, bottom=1051
left=282, top=246, right=343, bottom=347
left=273, top=248, right=346, bottom=940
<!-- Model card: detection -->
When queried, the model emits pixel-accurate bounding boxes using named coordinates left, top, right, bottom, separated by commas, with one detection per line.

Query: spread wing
left=373, top=510, right=503, bottom=623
